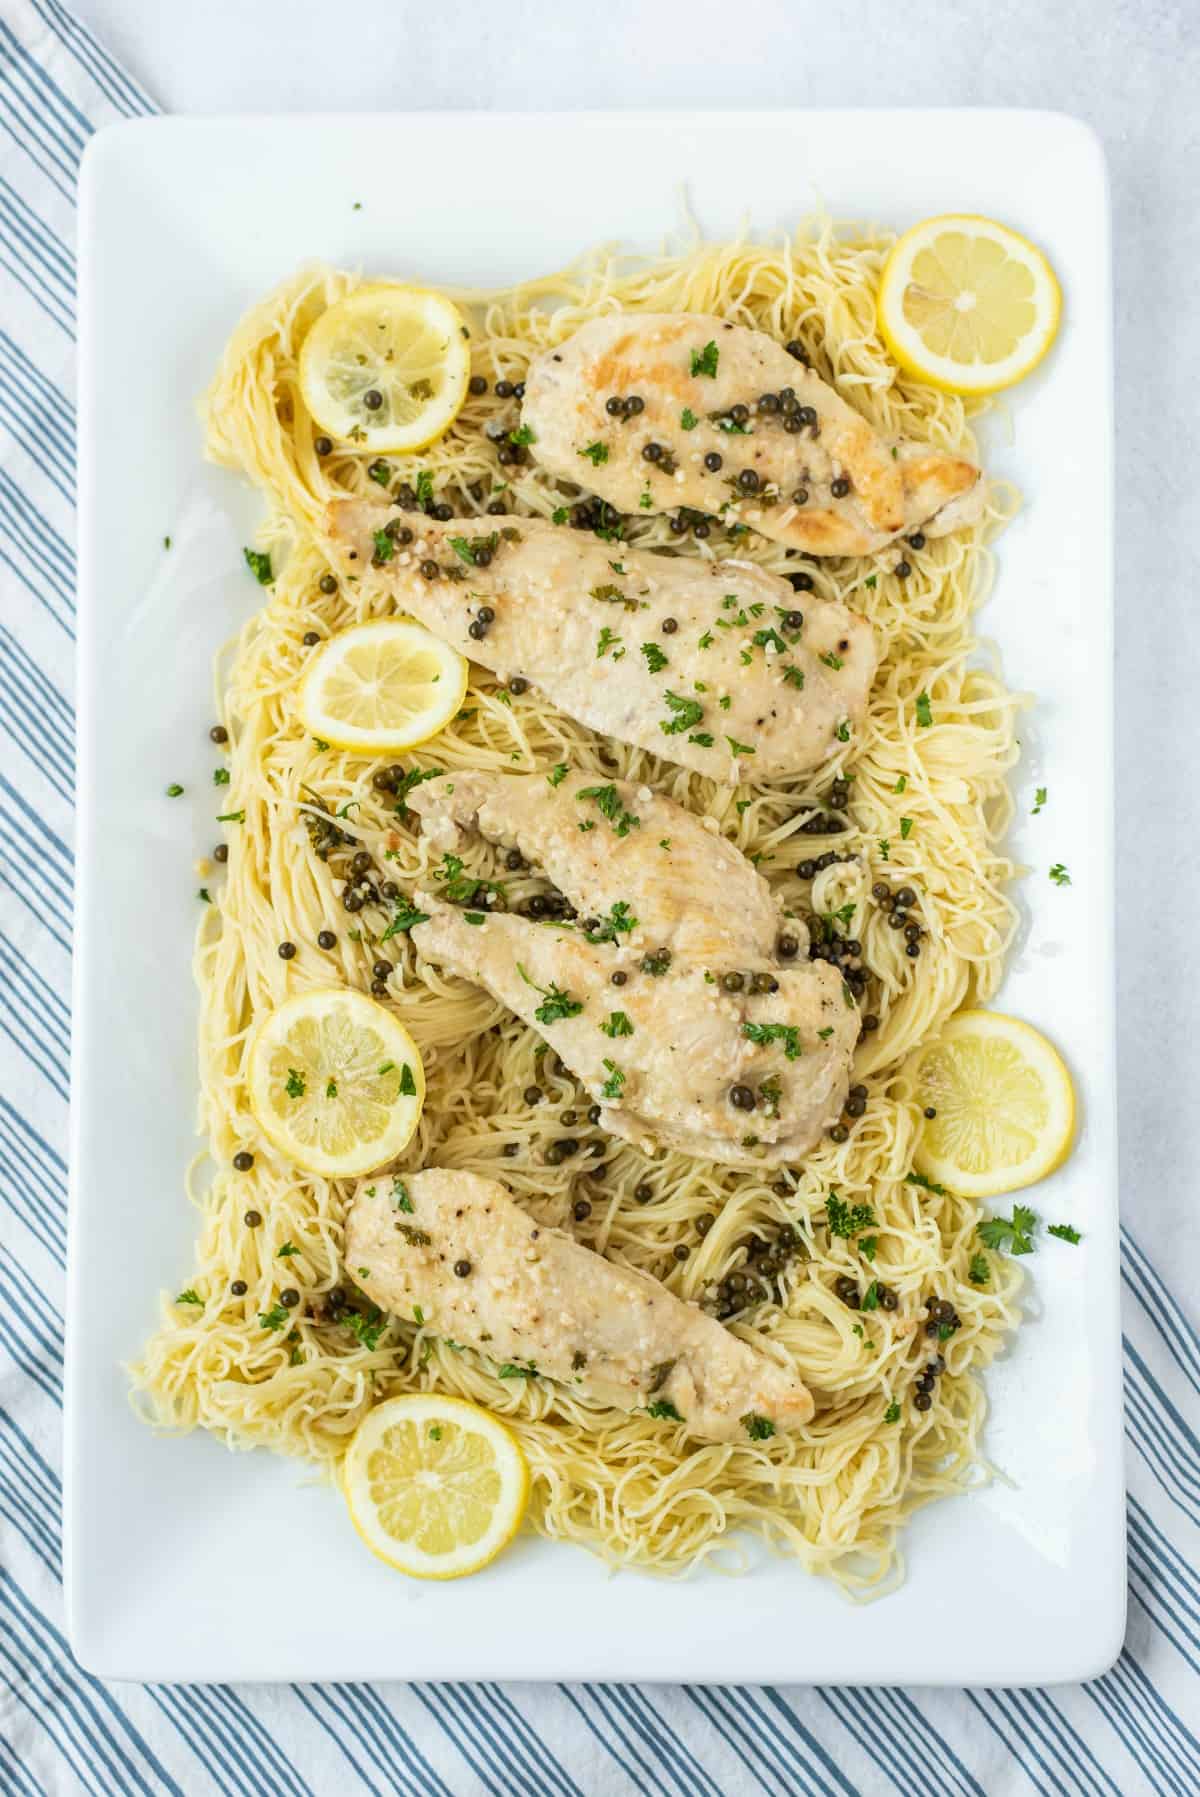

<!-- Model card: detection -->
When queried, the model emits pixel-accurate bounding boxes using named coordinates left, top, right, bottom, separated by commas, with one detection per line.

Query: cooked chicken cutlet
left=347, top=1169, right=814, bottom=1442
left=326, top=503, right=876, bottom=782
left=522, top=313, right=983, bottom=556
left=406, top=771, right=857, bottom=1165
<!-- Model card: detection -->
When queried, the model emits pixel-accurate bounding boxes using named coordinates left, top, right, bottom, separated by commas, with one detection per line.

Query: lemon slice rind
left=247, top=988, right=424, bottom=1178
left=878, top=214, right=1061, bottom=396
left=911, top=1009, right=1075, bottom=1199
left=299, top=284, right=471, bottom=452
left=344, top=1394, right=529, bottom=1579
left=300, top=618, right=468, bottom=753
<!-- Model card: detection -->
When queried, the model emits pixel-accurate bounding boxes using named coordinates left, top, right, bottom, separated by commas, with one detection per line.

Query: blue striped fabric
left=0, top=4, right=1197, bottom=1791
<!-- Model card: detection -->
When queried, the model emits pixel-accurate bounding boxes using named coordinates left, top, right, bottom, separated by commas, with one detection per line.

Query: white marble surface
left=70, top=0, right=1200, bottom=1260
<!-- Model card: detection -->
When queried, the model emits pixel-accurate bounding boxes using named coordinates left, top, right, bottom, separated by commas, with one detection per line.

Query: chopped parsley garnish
left=464, top=911, right=486, bottom=925
left=782, top=665, right=806, bottom=690
left=197, top=888, right=211, bottom=903
left=344, top=1308, right=386, bottom=1350
left=392, top=1178, right=413, bottom=1213
left=579, top=441, right=609, bottom=465
left=380, top=899, right=431, bottom=940
left=399, top=1063, right=417, bottom=1097
left=680, top=407, right=698, bottom=430
left=216, top=809, right=245, bottom=823
left=371, top=529, right=395, bottom=564
left=284, top=1068, right=306, bottom=1099
left=690, top=340, right=719, bottom=377
left=905, top=1171, right=948, bottom=1196
left=590, top=582, right=635, bottom=608
left=396, top=1223, right=432, bottom=1246
left=820, top=651, right=844, bottom=670
left=639, top=488, right=652, bottom=509
left=597, top=626, right=623, bottom=660
left=716, top=416, right=749, bottom=434
left=414, top=470, right=434, bottom=506
left=834, top=719, right=851, bottom=743
left=449, top=531, right=498, bottom=565
left=900, top=817, right=913, bottom=840
left=312, top=738, right=330, bottom=752
left=259, top=1303, right=289, bottom=1330
left=585, top=900, right=638, bottom=944
left=753, top=626, right=787, bottom=655
left=175, top=1289, right=202, bottom=1305
left=893, top=774, right=908, bottom=793
left=757, top=1074, right=782, bottom=1118
left=698, top=630, right=714, bottom=650
left=726, top=736, right=755, bottom=758
left=661, top=691, right=705, bottom=736
left=641, top=642, right=669, bottom=673
left=413, top=1304, right=424, bottom=1325
left=600, top=1059, right=625, bottom=1098
left=861, top=1281, right=881, bottom=1311
left=243, top=547, right=273, bottom=585
left=915, top=691, right=933, bottom=727
left=509, top=423, right=536, bottom=446
left=968, top=1252, right=991, bottom=1283
left=1033, top=786, right=1048, bottom=814
left=742, top=1021, right=802, bottom=1059
left=213, top=767, right=231, bottom=786
left=435, top=851, right=505, bottom=906
left=879, top=839, right=891, bottom=861
left=1047, top=1223, right=1082, bottom=1244
left=498, top=1361, right=538, bottom=1379
left=859, top=1235, right=878, bottom=1261
left=577, top=783, right=640, bottom=837
left=689, top=731, right=714, bottom=747
left=277, top=1241, right=300, bottom=1258
left=742, top=1413, right=776, bottom=1441
left=517, top=963, right=583, bottom=1025
left=391, top=764, right=442, bottom=817
left=884, top=1400, right=901, bottom=1424
left=817, top=1026, right=834, bottom=1040
left=166, top=782, right=183, bottom=797
left=1050, top=863, right=1071, bottom=886
left=367, top=460, right=391, bottom=487
left=823, top=902, right=856, bottom=937
left=647, top=1398, right=682, bottom=1421
left=601, top=1010, right=634, bottom=1038
left=552, top=506, right=568, bottom=524
left=547, top=762, right=569, bottom=787
left=825, top=1192, right=877, bottom=1238
left=978, top=1204, right=1038, bottom=1255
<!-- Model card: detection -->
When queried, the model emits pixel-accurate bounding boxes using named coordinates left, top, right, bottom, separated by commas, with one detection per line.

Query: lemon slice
left=344, top=1394, right=529, bottom=1579
left=878, top=215, right=1061, bottom=395
left=911, top=1010, right=1075, bottom=1199
left=299, top=284, right=471, bottom=452
left=247, top=988, right=424, bottom=1178
left=300, top=619, right=467, bottom=753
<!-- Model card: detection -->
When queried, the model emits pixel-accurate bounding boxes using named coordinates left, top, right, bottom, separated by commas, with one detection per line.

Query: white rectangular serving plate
left=68, top=110, right=1121, bottom=1687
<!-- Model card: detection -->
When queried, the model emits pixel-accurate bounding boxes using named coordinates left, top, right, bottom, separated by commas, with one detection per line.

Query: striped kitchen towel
left=2, top=3, right=1199, bottom=1792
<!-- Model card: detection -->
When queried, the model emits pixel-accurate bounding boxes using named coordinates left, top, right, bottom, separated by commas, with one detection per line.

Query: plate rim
left=66, top=106, right=1123, bottom=1687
